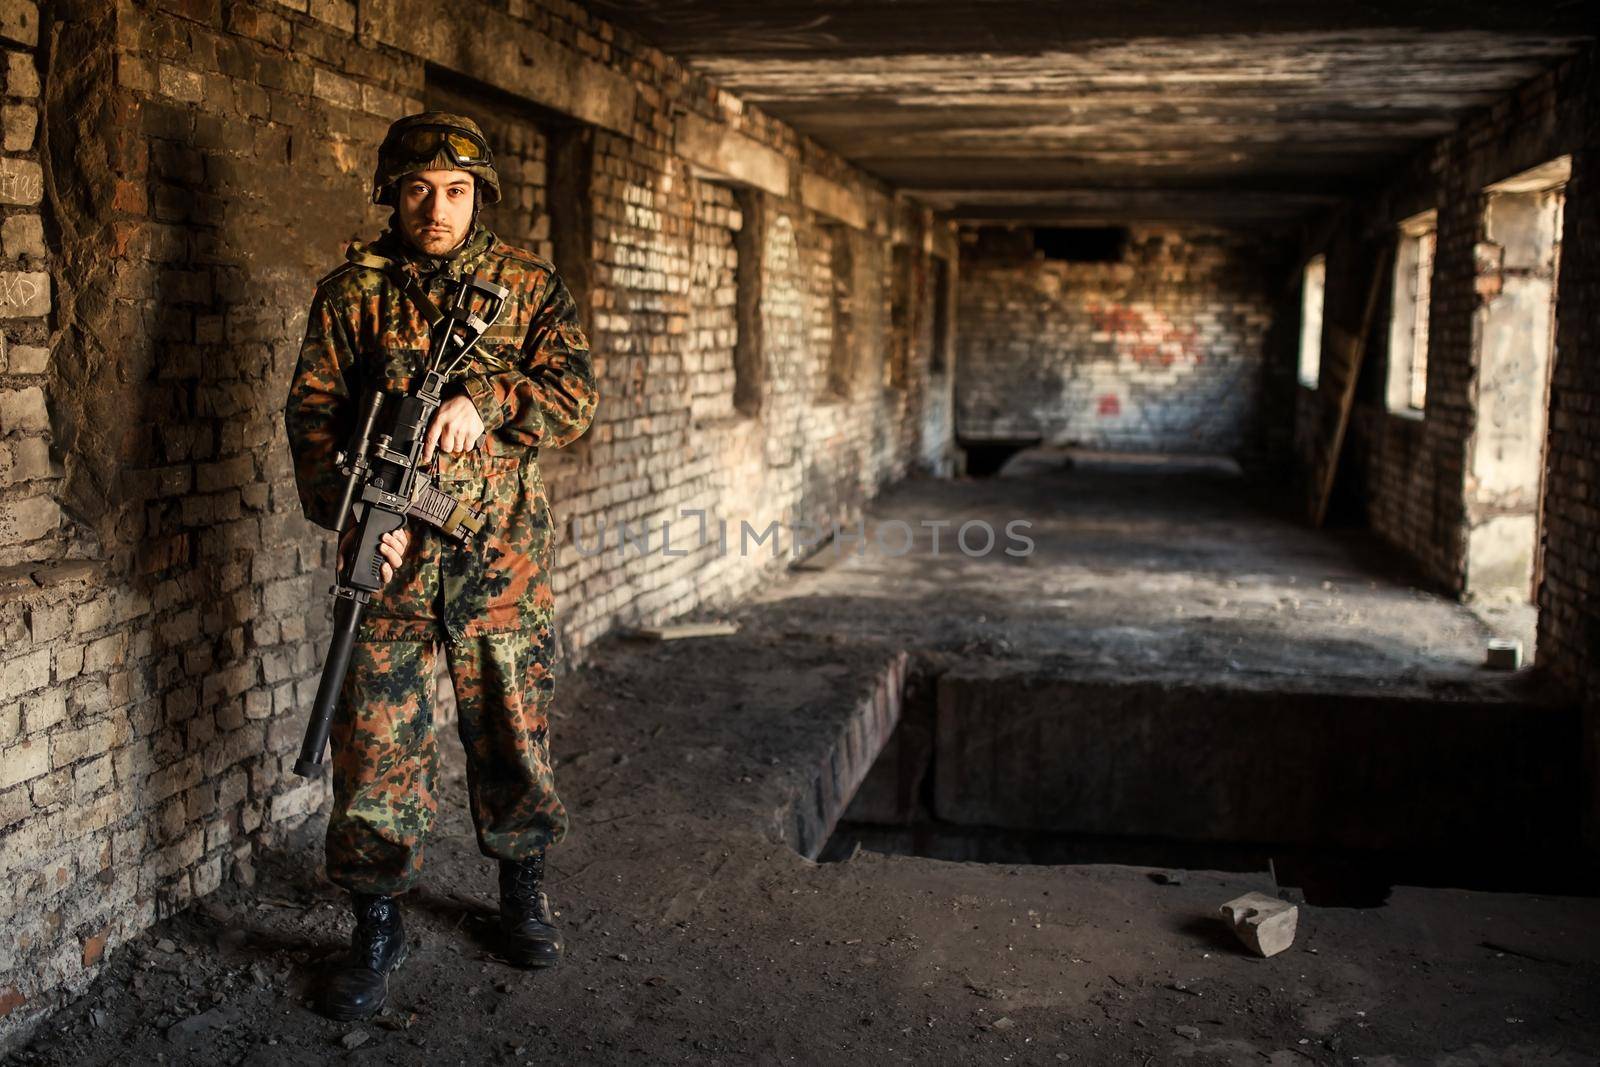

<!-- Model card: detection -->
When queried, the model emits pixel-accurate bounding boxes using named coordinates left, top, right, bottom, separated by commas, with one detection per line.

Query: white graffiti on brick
left=0, top=271, right=49, bottom=315
left=0, top=162, right=42, bottom=205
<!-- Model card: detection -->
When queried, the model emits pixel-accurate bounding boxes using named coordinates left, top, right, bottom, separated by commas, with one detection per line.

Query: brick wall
left=1307, top=46, right=1600, bottom=842
left=1311, top=56, right=1593, bottom=593
left=0, top=0, right=48, bottom=562
left=955, top=226, right=1282, bottom=457
left=0, top=0, right=957, bottom=1041
left=1536, top=53, right=1600, bottom=849
left=687, top=179, right=739, bottom=423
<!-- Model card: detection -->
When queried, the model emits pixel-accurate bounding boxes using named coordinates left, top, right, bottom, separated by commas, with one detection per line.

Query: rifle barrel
left=293, top=593, right=365, bottom=778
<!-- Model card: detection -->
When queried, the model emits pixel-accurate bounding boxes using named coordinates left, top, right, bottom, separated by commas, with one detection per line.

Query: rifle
left=293, top=271, right=511, bottom=778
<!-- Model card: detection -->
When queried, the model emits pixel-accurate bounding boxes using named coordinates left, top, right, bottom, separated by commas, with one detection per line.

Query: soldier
left=283, top=112, right=598, bottom=1021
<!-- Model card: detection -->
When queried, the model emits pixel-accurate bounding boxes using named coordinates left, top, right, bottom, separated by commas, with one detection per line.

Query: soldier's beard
left=398, top=202, right=475, bottom=259
left=406, top=223, right=465, bottom=257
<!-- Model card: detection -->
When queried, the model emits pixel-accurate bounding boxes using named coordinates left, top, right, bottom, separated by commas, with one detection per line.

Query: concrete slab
left=741, top=449, right=1545, bottom=696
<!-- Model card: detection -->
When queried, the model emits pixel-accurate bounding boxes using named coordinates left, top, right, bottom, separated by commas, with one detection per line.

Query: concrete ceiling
left=585, top=1, right=1597, bottom=228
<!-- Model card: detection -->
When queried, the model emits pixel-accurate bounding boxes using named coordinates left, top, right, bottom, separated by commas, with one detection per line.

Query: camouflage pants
left=325, top=631, right=568, bottom=895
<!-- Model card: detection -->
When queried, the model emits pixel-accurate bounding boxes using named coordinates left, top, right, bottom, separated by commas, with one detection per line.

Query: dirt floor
left=4, top=451, right=1596, bottom=1066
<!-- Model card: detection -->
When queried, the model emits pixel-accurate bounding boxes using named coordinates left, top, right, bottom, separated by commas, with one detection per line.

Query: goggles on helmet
left=384, top=124, right=493, bottom=168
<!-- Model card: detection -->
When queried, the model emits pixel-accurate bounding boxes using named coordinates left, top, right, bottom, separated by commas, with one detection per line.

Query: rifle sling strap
left=344, top=243, right=517, bottom=374
left=346, top=245, right=446, bottom=329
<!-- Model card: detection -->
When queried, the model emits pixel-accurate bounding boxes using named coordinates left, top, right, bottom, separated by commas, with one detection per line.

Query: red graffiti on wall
left=1088, top=303, right=1203, bottom=367
left=1097, top=394, right=1121, bottom=417
left=1092, top=305, right=1145, bottom=335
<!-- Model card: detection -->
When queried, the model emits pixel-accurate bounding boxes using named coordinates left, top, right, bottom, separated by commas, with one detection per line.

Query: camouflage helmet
left=372, top=111, right=501, bottom=207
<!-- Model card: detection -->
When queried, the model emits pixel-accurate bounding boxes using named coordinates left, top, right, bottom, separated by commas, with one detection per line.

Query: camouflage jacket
left=284, top=223, right=597, bottom=641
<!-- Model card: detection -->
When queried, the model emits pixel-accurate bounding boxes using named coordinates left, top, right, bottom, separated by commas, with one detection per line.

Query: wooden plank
left=621, top=621, right=740, bottom=641
left=1309, top=244, right=1391, bottom=528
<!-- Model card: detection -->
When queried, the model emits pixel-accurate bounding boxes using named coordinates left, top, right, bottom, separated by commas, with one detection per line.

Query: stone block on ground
left=1219, top=890, right=1298, bottom=957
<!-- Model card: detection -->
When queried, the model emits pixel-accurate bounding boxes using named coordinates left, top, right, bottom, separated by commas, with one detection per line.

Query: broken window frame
left=1385, top=210, right=1438, bottom=418
left=1298, top=254, right=1326, bottom=390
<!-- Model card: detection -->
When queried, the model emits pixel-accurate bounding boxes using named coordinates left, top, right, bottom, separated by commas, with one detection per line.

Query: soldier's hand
left=422, top=395, right=486, bottom=464
left=338, top=527, right=412, bottom=585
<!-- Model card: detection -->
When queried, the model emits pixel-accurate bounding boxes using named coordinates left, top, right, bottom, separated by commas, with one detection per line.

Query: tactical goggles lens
left=391, top=127, right=491, bottom=166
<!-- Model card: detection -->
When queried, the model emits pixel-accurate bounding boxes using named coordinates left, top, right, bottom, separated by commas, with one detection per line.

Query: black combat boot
left=497, top=850, right=563, bottom=968
left=315, top=893, right=408, bottom=1020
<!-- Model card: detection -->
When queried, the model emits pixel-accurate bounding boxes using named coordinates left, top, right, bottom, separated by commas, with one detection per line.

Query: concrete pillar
left=1463, top=160, right=1569, bottom=602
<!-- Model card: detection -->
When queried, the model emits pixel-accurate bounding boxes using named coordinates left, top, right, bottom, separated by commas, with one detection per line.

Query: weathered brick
left=243, top=688, right=272, bottom=721
left=69, top=791, right=127, bottom=839
left=72, top=598, right=112, bottom=635
left=0, top=157, right=42, bottom=206
left=268, top=782, right=318, bottom=823
left=0, top=386, right=46, bottom=433
left=24, top=603, right=65, bottom=647
left=2, top=214, right=45, bottom=259
left=0, top=496, right=58, bottom=542
left=0, top=270, right=48, bottom=318
left=82, top=633, right=128, bottom=674
left=0, top=647, right=50, bottom=702
left=216, top=768, right=248, bottom=809
left=184, top=780, right=216, bottom=820
left=111, top=738, right=149, bottom=791
left=49, top=719, right=124, bottom=770
left=7, top=342, right=45, bottom=375
left=150, top=824, right=204, bottom=877
left=3, top=438, right=51, bottom=481
left=195, top=455, right=253, bottom=493
left=72, top=755, right=113, bottom=800
left=156, top=63, right=203, bottom=104
left=81, top=926, right=111, bottom=968
left=0, top=782, right=28, bottom=828
left=53, top=642, right=83, bottom=682
left=192, top=854, right=222, bottom=896
left=310, top=66, right=359, bottom=109
left=0, top=2, right=38, bottom=47
left=112, top=824, right=146, bottom=866
left=0, top=739, right=47, bottom=790
left=2, top=104, right=35, bottom=151
left=20, top=689, right=64, bottom=734
left=6, top=52, right=38, bottom=97
left=28, top=765, right=67, bottom=809
left=0, top=815, right=54, bottom=876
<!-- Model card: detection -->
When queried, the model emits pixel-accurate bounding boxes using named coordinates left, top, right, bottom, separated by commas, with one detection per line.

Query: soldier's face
left=397, top=169, right=476, bottom=256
